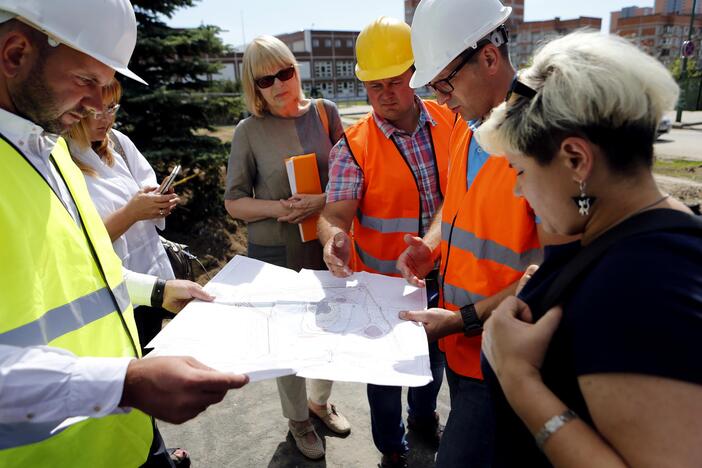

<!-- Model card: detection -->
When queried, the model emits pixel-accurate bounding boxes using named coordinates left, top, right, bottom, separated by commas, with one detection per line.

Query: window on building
left=314, top=61, right=333, bottom=78
left=324, top=39, right=332, bottom=47
left=346, top=39, right=353, bottom=48
left=663, top=25, right=673, bottom=34
left=660, top=48, right=670, bottom=56
left=313, top=39, right=319, bottom=47
left=335, top=60, right=354, bottom=78
left=335, top=39, right=341, bottom=47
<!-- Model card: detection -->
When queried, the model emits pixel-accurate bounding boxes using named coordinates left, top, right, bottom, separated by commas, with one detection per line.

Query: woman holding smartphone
left=68, top=78, right=180, bottom=353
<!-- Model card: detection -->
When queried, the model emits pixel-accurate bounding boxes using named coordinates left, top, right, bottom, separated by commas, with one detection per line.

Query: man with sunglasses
left=395, top=0, right=563, bottom=466
left=317, top=16, right=454, bottom=468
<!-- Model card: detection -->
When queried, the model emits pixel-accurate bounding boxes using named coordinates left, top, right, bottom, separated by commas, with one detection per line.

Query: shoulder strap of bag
left=108, top=130, right=133, bottom=177
left=531, top=209, right=702, bottom=318
left=315, top=99, right=333, bottom=144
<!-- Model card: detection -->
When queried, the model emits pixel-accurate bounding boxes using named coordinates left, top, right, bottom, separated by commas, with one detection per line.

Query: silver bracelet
left=534, top=409, right=578, bottom=451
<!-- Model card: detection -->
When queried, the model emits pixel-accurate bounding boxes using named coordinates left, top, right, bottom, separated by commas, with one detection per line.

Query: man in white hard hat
left=397, top=0, right=565, bottom=466
left=0, top=1, right=248, bottom=466
left=317, top=16, right=454, bottom=468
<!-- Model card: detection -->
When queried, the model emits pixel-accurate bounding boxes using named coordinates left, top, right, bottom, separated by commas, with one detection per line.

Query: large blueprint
left=146, top=255, right=431, bottom=386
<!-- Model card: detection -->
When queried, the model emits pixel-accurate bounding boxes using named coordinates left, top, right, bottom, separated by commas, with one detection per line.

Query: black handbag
left=160, top=236, right=198, bottom=281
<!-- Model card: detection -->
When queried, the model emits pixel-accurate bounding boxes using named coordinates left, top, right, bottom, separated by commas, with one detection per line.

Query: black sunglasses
left=505, top=78, right=538, bottom=102
left=255, top=66, right=295, bottom=89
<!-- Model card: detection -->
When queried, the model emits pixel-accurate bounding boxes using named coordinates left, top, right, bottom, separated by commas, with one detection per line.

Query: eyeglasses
left=254, top=66, right=296, bottom=89
left=505, top=78, right=537, bottom=102
left=88, top=104, right=120, bottom=119
left=427, top=44, right=487, bottom=95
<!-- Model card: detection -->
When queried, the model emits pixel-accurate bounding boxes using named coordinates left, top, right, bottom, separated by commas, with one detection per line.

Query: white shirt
left=69, top=129, right=175, bottom=279
left=0, top=108, right=153, bottom=424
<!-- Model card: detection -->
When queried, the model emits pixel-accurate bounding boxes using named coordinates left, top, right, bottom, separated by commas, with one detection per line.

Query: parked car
left=657, top=115, right=673, bottom=138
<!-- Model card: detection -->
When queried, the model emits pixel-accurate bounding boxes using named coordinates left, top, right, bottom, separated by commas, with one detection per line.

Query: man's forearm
left=317, top=211, right=352, bottom=246
left=423, top=207, right=443, bottom=252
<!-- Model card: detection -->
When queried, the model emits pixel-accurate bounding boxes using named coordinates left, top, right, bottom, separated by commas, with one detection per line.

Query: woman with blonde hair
left=473, top=32, right=702, bottom=467
left=224, top=35, right=349, bottom=460
left=68, top=79, right=180, bottom=351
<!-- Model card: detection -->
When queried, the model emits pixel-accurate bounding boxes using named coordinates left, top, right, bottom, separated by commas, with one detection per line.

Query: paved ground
left=159, top=377, right=451, bottom=467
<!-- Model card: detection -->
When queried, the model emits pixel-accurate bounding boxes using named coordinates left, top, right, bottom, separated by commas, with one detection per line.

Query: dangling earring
left=572, top=180, right=596, bottom=216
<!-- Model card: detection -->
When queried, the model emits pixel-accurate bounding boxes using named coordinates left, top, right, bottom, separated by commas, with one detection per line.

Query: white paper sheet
left=146, top=256, right=431, bottom=386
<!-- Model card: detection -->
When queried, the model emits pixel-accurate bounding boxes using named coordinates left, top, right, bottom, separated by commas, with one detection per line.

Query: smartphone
left=158, top=165, right=181, bottom=194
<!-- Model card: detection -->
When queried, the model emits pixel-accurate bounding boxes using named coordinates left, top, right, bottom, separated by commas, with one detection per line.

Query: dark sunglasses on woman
left=255, top=66, right=296, bottom=89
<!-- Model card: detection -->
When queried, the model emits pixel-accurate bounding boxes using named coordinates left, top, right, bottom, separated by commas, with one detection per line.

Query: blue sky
left=166, top=0, right=656, bottom=48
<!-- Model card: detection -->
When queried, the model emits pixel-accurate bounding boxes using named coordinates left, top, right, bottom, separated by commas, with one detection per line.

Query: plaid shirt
left=326, top=98, right=443, bottom=236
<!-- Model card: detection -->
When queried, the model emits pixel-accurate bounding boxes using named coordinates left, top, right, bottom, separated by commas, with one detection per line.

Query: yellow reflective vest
left=0, top=135, right=152, bottom=467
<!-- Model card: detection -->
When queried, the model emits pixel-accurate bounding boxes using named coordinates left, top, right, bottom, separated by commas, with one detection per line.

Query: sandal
left=167, top=448, right=191, bottom=467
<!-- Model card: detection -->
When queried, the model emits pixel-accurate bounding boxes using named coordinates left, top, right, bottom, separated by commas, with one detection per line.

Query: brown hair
left=68, top=79, right=123, bottom=176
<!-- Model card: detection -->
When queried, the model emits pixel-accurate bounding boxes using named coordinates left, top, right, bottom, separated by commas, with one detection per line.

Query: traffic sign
left=682, top=40, right=696, bottom=58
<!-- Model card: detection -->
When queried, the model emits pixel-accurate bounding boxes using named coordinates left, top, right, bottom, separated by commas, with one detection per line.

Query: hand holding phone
left=158, top=165, right=181, bottom=194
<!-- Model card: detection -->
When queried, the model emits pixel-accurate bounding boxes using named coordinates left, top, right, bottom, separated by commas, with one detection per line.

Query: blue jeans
left=435, top=366, right=494, bottom=468
left=367, top=340, right=446, bottom=454
left=366, top=271, right=445, bottom=454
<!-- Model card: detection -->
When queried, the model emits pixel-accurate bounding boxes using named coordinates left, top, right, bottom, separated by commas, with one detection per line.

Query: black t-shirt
left=482, top=229, right=702, bottom=467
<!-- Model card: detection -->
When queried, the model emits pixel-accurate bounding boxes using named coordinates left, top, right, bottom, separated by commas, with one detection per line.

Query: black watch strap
left=150, top=278, right=167, bottom=309
left=460, top=303, right=482, bottom=336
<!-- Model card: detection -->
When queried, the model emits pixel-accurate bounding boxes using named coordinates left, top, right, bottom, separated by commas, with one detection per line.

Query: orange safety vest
left=344, top=100, right=454, bottom=275
left=439, top=118, right=542, bottom=378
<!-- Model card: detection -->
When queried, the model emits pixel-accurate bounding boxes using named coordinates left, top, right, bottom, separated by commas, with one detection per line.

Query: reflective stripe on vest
left=357, top=210, right=418, bottom=234
left=441, top=222, right=543, bottom=273
left=0, top=282, right=129, bottom=346
left=345, top=100, right=454, bottom=275
left=0, top=135, right=152, bottom=466
left=438, top=120, right=541, bottom=379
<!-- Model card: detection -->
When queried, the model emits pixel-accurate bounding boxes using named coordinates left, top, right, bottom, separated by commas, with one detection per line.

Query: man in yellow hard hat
left=317, top=16, right=454, bottom=468
left=0, top=1, right=248, bottom=466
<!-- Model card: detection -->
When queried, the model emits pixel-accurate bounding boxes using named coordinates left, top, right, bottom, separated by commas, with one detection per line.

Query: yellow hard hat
left=355, top=16, right=414, bottom=82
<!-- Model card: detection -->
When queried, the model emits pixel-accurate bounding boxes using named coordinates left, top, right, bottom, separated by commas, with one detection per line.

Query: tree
left=669, top=57, right=701, bottom=80
left=118, top=0, right=243, bottom=234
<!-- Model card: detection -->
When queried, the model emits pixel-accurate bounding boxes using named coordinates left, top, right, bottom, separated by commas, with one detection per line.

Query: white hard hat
left=0, top=0, right=146, bottom=85
left=409, top=0, right=511, bottom=88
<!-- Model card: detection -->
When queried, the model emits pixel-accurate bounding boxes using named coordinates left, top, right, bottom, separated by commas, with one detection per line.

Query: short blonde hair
left=242, top=35, right=304, bottom=117
left=68, top=79, right=123, bottom=175
left=476, top=31, right=679, bottom=173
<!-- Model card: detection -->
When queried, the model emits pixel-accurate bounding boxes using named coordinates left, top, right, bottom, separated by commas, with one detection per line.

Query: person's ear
left=480, top=44, right=500, bottom=75
left=558, top=136, right=594, bottom=183
left=0, top=31, right=33, bottom=78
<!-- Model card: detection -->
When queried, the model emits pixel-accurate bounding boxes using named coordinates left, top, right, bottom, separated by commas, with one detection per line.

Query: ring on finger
left=159, top=208, right=164, bottom=216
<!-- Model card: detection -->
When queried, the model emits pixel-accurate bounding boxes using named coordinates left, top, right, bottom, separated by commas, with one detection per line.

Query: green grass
left=654, top=158, right=702, bottom=183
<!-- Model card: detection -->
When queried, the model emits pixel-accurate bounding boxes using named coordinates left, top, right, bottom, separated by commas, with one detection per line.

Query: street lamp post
left=676, top=0, right=698, bottom=122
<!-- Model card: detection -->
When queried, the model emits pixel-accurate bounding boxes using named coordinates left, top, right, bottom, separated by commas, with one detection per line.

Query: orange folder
left=285, top=153, right=322, bottom=242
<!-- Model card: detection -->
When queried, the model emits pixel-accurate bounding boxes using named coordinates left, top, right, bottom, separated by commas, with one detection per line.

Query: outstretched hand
left=396, top=234, right=436, bottom=287
left=120, top=356, right=249, bottom=424
left=163, top=279, right=215, bottom=313
left=399, top=308, right=462, bottom=342
left=323, top=231, right=352, bottom=277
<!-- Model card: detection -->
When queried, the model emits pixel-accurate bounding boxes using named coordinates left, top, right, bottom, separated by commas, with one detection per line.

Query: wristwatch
left=150, top=278, right=167, bottom=309
left=459, top=303, right=482, bottom=336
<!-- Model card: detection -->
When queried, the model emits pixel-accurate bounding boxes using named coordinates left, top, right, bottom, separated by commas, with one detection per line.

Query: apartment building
left=615, top=14, right=702, bottom=66
left=512, top=17, right=602, bottom=68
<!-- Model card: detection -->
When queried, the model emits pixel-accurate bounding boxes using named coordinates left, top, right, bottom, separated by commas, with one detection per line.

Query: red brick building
left=512, top=17, right=602, bottom=68
left=610, top=7, right=702, bottom=67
